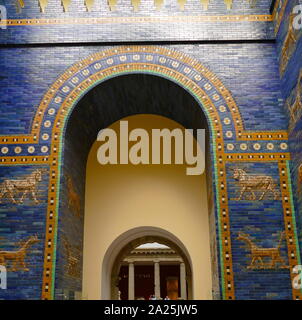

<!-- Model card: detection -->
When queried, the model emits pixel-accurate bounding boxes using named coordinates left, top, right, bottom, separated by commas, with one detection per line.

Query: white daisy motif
left=48, top=108, right=55, bottom=116
left=1, top=147, right=8, bottom=154
left=184, top=67, right=191, bottom=74
left=172, top=61, right=179, bottom=68
left=82, top=69, right=90, bottom=76
left=62, top=86, right=70, bottom=93
left=240, top=143, right=248, bottom=151
left=42, top=133, right=49, bottom=141
left=204, top=83, right=212, bottom=91
left=280, top=143, right=288, bottom=150
left=213, top=94, right=220, bottom=101
left=219, top=105, right=226, bottom=112
left=94, top=63, right=102, bottom=70
left=54, top=96, right=62, bottom=104
left=44, top=120, right=51, bottom=128
left=227, top=144, right=234, bottom=151
left=224, top=118, right=231, bottom=125
left=71, top=77, right=79, bottom=84
left=225, top=131, right=233, bottom=138
left=41, top=146, right=49, bottom=153
left=267, top=143, right=274, bottom=150
left=14, top=147, right=22, bottom=154
left=28, top=146, right=35, bottom=154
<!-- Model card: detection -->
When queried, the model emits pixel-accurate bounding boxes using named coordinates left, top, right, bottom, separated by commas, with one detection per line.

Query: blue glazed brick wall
left=0, top=0, right=300, bottom=301
left=0, top=0, right=274, bottom=44
left=0, top=165, right=48, bottom=299
left=54, top=132, right=86, bottom=300
left=227, top=162, right=291, bottom=300
left=0, top=41, right=294, bottom=299
left=275, top=0, right=302, bottom=256
left=0, top=43, right=286, bottom=135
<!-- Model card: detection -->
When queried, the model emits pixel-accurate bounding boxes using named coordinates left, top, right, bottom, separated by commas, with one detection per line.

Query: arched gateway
left=43, top=46, right=235, bottom=300
left=0, top=46, right=298, bottom=300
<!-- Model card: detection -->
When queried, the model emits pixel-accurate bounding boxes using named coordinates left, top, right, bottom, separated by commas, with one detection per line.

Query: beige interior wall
left=82, top=114, right=213, bottom=300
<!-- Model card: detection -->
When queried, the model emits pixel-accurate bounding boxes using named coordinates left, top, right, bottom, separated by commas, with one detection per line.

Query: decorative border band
left=0, top=14, right=273, bottom=27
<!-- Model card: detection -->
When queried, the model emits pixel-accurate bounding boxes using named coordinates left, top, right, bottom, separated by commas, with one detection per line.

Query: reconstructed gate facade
left=0, top=0, right=301, bottom=300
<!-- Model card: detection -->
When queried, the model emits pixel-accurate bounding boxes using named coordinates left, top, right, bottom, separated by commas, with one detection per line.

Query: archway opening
left=56, top=73, right=219, bottom=300
left=112, top=236, right=193, bottom=300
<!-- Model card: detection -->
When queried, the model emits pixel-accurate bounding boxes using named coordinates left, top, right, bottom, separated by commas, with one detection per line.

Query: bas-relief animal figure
left=237, top=232, right=288, bottom=270
left=233, top=168, right=279, bottom=201
left=65, top=174, right=81, bottom=218
left=62, top=237, right=80, bottom=278
left=0, top=169, right=47, bottom=205
left=287, top=73, right=302, bottom=132
left=0, top=235, right=39, bottom=272
left=298, top=163, right=302, bottom=195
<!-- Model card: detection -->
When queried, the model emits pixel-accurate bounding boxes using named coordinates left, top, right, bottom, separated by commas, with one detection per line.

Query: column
left=154, top=261, right=161, bottom=299
left=128, top=262, right=135, bottom=300
left=180, top=262, right=187, bottom=300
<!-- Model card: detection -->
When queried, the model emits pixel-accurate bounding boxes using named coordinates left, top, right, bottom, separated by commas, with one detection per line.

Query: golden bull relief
left=232, top=168, right=279, bottom=201
left=0, top=235, right=39, bottom=272
left=237, top=232, right=288, bottom=270
left=0, top=169, right=47, bottom=205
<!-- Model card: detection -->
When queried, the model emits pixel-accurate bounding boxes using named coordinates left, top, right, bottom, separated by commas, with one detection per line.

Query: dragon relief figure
left=62, top=236, right=81, bottom=278
left=298, top=163, right=302, bottom=195
left=65, top=174, right=82, bottom=218
left=232, top=168, right=279, bottom=201
left=237, top=232, right=288, bottom=270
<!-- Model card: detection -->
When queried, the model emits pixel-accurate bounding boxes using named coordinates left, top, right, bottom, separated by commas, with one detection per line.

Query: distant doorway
left=117, top=242, right=188, bottom=300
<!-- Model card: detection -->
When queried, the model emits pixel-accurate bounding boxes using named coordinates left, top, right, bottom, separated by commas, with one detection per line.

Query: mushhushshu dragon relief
left=0, top=169, right=47, bottom=205
left=280, top=14, right=298, bottom=77
left=298, top=163, right=302, bottom=195
left=65, top=174, right=82, bottom=219
left=0, top=235, right=39, bottom=272
left=286, top=70, right=302, bottom=133
left=62, top=236, right=81, bottom=278
left=232, top=168, right=280, bottom=201
left=237, top=232, right=288, bottom=270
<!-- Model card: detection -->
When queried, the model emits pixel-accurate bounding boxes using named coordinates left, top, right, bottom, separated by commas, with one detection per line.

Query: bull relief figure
left=237, top=232, right=288, bottom=270
left=232, top=168, right=279, bottom=201
left=0, top=169, right=47, bottom=205
left=0, top=235, right=39, bottom=272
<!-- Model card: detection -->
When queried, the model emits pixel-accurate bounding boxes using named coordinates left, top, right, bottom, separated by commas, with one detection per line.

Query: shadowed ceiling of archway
left=65, top=73, right=209, bottom=164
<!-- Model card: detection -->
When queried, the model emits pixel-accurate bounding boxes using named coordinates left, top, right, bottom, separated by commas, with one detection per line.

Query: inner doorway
left=117, top=241, right=190, bottom=300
